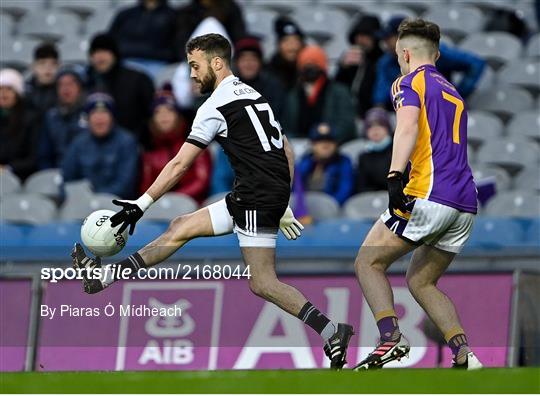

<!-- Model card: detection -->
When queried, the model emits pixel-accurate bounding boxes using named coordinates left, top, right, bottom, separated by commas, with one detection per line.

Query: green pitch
left=1, top=368, right=539, bottom=393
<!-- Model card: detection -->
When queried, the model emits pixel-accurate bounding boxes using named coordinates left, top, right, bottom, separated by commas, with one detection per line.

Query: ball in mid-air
left=80, top=209, right=128, bottom=257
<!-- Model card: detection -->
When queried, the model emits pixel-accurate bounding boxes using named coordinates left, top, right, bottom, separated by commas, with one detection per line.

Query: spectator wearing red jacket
left=140, top=88, right=212, bottom=203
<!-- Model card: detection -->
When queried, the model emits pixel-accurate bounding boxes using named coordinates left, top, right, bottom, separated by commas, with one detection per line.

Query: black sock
left=298, top=302, right=334, bottom=339
left=116, top=252, right=146, bottom=275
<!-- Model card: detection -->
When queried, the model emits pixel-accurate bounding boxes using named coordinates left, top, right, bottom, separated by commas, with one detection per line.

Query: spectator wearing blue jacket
left=372, top=16, right=486, bottom=109
left=296, top=123, right=354, bottom=205
left=62, top=93, right=139, bottom=199
left=38, top=66, right=87, bottom=169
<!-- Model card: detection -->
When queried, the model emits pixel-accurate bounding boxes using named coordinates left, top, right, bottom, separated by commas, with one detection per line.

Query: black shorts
left=225, top=193, right=288, bottom=235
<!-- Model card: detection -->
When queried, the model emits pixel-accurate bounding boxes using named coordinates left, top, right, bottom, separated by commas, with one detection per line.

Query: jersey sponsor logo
left=393, top=90, right=404, bottom=108
left=234, top=87, right=256, bottom=96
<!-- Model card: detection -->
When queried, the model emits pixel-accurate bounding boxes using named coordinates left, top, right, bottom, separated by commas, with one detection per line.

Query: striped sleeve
left=391, top=75, right=420, bottom=111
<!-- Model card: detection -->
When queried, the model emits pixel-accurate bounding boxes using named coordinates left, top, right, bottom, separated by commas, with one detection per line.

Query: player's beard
left=198, top=67, right=217, bottom=94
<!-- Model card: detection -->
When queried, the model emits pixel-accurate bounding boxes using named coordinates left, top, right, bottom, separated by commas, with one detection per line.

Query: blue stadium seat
left=467, top=217, right=524, bottom=249
left=0, top=223, right=26, bottom=247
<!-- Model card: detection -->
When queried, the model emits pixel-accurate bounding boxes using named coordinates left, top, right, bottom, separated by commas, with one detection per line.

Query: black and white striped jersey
left=186, top=75, right=291, bottom=208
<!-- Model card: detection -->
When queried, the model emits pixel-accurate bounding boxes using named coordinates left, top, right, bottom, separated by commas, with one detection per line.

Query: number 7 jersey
left=391, top=64, right=477, bottom=214
left=186, top=75, right=291, bottom=207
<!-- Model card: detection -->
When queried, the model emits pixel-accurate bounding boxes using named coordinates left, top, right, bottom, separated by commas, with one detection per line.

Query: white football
left=80, top=209, right=128, bottom=257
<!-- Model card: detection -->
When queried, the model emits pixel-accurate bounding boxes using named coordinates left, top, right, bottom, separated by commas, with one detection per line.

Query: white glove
left=279, top=206, right=304, bottom=240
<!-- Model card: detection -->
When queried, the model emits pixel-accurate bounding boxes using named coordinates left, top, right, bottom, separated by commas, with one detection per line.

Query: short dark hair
left=34, top=42, right=59, bottom=61
left=186, top=33, right=232, bottom=65
left=397, top=18, right=440, bottom=50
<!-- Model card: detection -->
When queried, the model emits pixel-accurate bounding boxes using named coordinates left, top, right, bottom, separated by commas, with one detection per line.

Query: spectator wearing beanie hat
left=265, top=16, right=305, bottom=91
left=356, top=107, right=404, bottom=193
left=295, top=123, right=354, bottom=205
left=234, top=36, right=286, bottom=119
left=25, top=42, right=60, bottom=116
left=281, top=45, right=356, bottom=143
left=0, top=68, right=41, bottom=180
left=38, top=65, right=88, bottom=169
left=62, top=92, right=139, bottom=199
left=86, top=32, right=155, bottom=148
left=335, top=14, right=383, bottom=118
left=140, top=86, right=212, bottom=203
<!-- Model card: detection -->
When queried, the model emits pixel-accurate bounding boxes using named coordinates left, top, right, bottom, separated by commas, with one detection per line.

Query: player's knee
left=354, top=252, right=385, bottom=274
left=406, top=273, right=431, bottom=295
left=248, top=277, right=274, bottom=299
left=166, top=214, right=196, bottom=241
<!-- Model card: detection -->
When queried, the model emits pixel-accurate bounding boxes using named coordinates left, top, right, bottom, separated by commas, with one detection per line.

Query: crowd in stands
left=1, top=0, right=537, bottom=215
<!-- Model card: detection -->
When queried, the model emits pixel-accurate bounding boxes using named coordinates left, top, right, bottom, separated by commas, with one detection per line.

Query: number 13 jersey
left=186, top=75, right=291, bottom=208
left=391, top=64, right=477, bottom=214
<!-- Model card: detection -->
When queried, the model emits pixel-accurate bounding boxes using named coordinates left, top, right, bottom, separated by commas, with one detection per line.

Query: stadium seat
left=506, top=111, right=540, bottom=143
left=249, top=0, right=298, bottom=14
left=0, top=170, right=22, bottom=197
left=473, top=64, right=496, bottom=92
left=26, top=221, right=80, bottom=247
left=243, top=8, right=277, bottom=41
left=52, top=0, right=108, bottom=18
left=498, top=60, right=540, bottom=94
left=289, top=138, right=311, bottom=161
left=202, top=192, right=228, bottom=208
left=328, top=0, right=363, bottom=14
left=1, top=194, right=57, bottom=225
left=524, top=217, right=540, bottom=247
left=24, top=169, right=63, bottom=200
left=144, top=193, right=198, bottom=221
left=304, top=192, right=341, bottom=220
left=0, top=14, right=14, bottom=38
left=485, top=190, right=540, bottom=218
left=477, top=138, right=539, bottom=175
left=423, top=5, right=484, bottom=42
left=460, top=32, right=522, bottom=69
left=340, top=139, right=368, bottom=167
left=0, top=0, right=44, bottom=19
left=343, top=191, right=388, bottom=220
left=526, top=33, right=540, bottom=58
left=60, top=193, right=120, bottom=221
left=467, top=217, right=525, bottom=249
left=125, top=221, right=168, bottom=249
left=20, top=10, right=81, bottom=40
left=294, top=7, right=351, bottom=45
left=0, top=39, right=35, bottom=70
left=84, top=8, right=115, bottom=35
left=467, top=111, right=503, bottom=150
left=0, top=222, right=26, bottom=248
left=467, top=87, right=534, bottom=122
left=472, top=164, right=512, bottom=192
left=58, top=38, right=89, bottom=64
left=359, top=5, right=416, bottom=24
left=514, top=167, right=540, bottom=192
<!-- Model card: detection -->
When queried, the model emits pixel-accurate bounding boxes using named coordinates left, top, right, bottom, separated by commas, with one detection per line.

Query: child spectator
left=25, top=43, right=60, bottom=115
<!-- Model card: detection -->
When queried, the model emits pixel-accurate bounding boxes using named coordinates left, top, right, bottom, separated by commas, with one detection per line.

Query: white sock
left=321, top=322, right=337, bottom=342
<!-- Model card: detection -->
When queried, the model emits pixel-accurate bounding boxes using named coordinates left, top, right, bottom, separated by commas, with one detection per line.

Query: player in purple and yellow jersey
left=353, top=19, right=482, bottom=370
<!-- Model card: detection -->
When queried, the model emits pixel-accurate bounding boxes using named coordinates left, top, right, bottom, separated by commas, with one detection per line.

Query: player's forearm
left=389, top=125, right=418, bottom=173
left=146, top=159, right=189, bottom=201
left=283, top=136, right=295, bottom=186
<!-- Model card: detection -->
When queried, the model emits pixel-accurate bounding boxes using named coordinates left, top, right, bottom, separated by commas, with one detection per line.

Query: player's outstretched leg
left=407, top=245, right=482, bottom=370
left=241, top=246, right=354, bottom=369
left=353, top=221, right=415, bottom=370
left=72, top=207, right=215, bottom=294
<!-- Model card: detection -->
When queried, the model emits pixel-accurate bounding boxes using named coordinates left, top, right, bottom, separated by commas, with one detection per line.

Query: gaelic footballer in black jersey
left=186, top=75, right=290, bottom=240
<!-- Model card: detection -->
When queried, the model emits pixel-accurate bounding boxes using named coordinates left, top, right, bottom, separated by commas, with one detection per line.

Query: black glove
left=387, top=171, right=408, bottom=213
left=110, top=200, right=144, bottom=235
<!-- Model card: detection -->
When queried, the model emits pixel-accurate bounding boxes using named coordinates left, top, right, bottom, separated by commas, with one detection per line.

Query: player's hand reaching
left=387, top=171, right=408, bottom=213
left=279, top=206, right=304, bottom=240
left=110, top=193, right=154, bottom=235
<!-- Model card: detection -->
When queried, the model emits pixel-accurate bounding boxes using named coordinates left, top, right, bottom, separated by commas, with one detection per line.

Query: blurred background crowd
left=1, top=0, right=539, bottom=225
